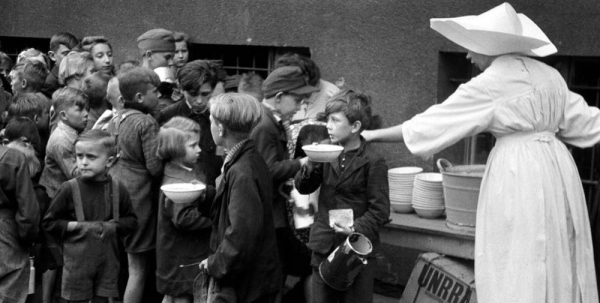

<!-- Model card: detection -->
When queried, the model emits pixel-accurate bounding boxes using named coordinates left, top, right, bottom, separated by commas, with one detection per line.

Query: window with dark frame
left=0, top=36, right=50, bottom=64
left=188, top=43, right=311, bottom=80
left=437, top=51, right=600, bottom=203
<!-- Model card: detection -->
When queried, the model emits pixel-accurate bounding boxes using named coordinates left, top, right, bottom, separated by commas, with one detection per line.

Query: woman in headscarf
left=364, top=3, right=600, bottom=302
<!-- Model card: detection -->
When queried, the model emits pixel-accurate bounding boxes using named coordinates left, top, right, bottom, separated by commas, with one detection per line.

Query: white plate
left=415, top=173, right=443, bottom=182
left=388, top=167, right=423, bottom=175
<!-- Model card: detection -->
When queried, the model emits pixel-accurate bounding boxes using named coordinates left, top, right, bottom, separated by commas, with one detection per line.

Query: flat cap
left=262, top=66, right=318, bottom=99
left=137, top=28, right=175, bottom=54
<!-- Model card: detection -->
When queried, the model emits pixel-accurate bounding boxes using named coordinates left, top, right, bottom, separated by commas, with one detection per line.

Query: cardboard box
left=400, top=252, right=476, bottom=303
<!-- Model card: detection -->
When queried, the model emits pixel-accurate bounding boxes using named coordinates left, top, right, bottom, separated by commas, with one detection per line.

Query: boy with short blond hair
left=7, top=93, right=52, bottom=161
left=10, top=59, right=49, bottom=95
left=43, top=129, right=137, bottom=303
left=40, top=87, right=89, bottom=199
left=59, top=51, right=94, bottom=89
left=7, top=92, right=51, bottom=129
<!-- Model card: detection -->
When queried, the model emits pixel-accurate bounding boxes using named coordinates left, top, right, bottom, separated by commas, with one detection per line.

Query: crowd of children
left=0, top=28, right=390, bottom=303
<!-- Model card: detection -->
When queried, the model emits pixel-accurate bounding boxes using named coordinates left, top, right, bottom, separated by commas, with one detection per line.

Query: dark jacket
left=294, top=138, right=390, bottom=266
left=202, top=140, right=281, bottom=302
left=0, top=146, right=39, bottom=244
left=155, top=98, right=191, bottom=126
left=250, top=106, right=301, bottom=228
left=41, top=65, right=60, bottom=99
left=156, top=101, right=223, bottom=186
left=108, top=109, right=162, bottom=253
left=156, top=162, right=212, bottom=296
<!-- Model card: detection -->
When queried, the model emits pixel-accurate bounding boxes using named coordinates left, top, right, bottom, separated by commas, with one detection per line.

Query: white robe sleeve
left=557, top=91, right=600, bottom=148
left=402, top=74, right=496, bottom=159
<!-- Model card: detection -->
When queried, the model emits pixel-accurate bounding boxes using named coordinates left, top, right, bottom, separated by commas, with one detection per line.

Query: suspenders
left=68, top=178, right=120, bottom=222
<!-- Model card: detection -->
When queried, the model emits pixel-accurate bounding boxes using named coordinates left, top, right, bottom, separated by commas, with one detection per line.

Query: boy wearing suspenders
left=43, top=130, right=137, bottom=303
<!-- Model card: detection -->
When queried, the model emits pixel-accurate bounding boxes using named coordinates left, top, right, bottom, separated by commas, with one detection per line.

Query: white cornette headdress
left=430, top=2, right=557, bottom=57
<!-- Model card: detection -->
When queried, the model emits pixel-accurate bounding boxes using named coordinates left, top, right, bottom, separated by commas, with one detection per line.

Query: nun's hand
left=362, top=130, right=374, bottom=142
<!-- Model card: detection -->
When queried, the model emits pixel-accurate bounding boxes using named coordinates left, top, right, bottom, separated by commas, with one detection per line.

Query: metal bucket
left=437, top=159, right=485, bottom=232
left=319, top=232, right=373, bottom=290
left=279, top=180, right=317, bottom=229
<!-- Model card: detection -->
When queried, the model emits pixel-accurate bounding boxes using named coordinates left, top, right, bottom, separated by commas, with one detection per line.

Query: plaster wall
left=1, top=0, right=599, bottom=169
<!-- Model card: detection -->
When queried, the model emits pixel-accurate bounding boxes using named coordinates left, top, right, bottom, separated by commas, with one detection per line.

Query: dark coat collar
left=214, top=140, right=254, bottom=199
left=262, top=105, right=284, bottom=132
left=330, top=137, right=370, bottom=184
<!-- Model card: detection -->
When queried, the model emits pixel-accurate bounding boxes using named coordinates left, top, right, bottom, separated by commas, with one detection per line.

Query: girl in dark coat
left=199, top=93, right=281, bottom=303
left=155, top=117, right=212, bottom=302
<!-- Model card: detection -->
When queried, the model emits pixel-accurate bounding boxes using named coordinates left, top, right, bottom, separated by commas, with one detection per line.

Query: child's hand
left=198, top=258, right=209, bottom=273
left=100, top=221, right=118, bottom=240
left=304, top=160, right=322, bottom=175
left=332, top=222, right=354, bottom=236
left=75, top=222, right=103, bottom=238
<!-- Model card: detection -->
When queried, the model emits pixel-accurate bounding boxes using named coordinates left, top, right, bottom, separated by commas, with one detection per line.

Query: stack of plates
left=388, top=167, right=423, bottom=213
left=412, top=173, right=445, bottom=219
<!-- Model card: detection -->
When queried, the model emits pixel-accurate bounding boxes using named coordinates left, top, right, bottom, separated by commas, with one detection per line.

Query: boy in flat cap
left=249, top=66, right=318, bottom=300
left=137, top=28, right=177, bottom=113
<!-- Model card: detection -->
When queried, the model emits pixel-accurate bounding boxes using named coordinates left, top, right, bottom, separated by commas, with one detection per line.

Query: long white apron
left=402, top=55, right=600, bottom=303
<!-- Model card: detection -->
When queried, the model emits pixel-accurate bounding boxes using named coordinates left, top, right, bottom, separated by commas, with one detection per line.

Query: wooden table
left=380, top=212, right=475, bottom=259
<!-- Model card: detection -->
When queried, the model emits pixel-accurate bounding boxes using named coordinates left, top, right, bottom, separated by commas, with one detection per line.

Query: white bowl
left=388, top=167, right=423, bottom=175
left=161, top=183, right=206, bottom=203
left=415, top=173, right=443, bottom=183
left=391, top=202, right=414, bottom=214
left=302, top=144, right=343, bottom=162
left=414, top=206, right=445, bottom=219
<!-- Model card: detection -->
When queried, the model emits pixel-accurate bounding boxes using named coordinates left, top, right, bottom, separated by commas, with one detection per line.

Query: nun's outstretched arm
left=362, top=124, right=404, bottom=143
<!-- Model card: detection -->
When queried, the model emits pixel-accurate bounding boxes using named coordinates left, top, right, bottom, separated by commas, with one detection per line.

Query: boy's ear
left=351, top=120, right=362, bottom=133
left=106, top=156, right=116, bottom=168
left=274, top=92, right=283, bottom=103
left=48, top=51, right=57, bottom=62
left=117, top=95, right=125, bottom=106
left=219, top=124, right=225, bottom=136
left=144, top=50, right=153, bottom=59
left=58, top=110, right=68, bottom=121
left=135, top=92, right=144, bottom=104
left=20, top=78, right=28, bottom=89
left=33, top=114, right=40, bottom=123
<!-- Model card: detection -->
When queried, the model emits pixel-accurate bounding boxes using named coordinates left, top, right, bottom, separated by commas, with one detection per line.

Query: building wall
left=2, top=0, right=600, bottom=289
left=2, top=0, right=599, bottom=169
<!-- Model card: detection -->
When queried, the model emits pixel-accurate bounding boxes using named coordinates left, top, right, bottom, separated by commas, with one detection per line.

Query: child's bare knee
left=127, top=252, right=148, bottom=274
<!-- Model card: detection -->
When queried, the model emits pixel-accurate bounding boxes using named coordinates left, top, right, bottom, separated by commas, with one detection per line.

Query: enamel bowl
left=302, top=144, right=344, bottom=162
left=413, top=206, right=445, bottom=219
left=161, top=183, right=206, bottom=203
left=390, top=202, right=414, bottom=214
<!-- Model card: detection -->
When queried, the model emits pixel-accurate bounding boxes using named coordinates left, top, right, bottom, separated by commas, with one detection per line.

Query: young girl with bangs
left=294, top=90, right=390, bottom=303
left=155, top=116, right=212, bottom=303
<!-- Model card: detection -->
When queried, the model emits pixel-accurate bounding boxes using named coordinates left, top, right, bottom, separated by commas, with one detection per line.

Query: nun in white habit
left=364, top=3, right=600, bottom=302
